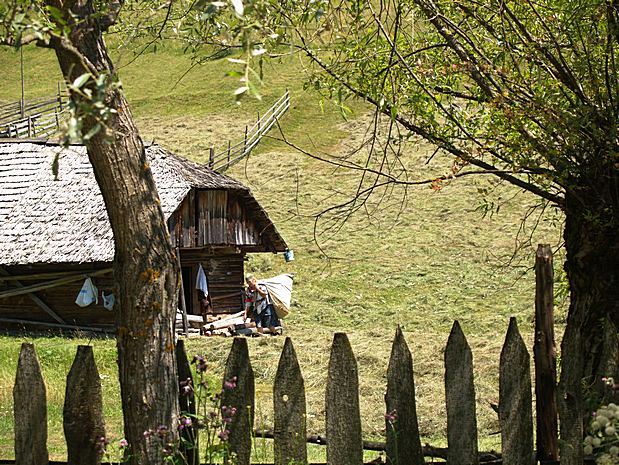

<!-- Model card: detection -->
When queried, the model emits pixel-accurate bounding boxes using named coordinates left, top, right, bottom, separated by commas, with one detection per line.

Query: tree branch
left=295, top=39, right=564, bottom=206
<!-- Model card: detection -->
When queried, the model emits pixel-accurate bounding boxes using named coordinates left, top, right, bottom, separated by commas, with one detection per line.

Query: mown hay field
left=0, top=43, right=566, bottom=461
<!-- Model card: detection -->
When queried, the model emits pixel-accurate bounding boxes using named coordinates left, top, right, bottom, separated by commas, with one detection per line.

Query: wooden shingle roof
left=0, top=141, right=286, bottom=265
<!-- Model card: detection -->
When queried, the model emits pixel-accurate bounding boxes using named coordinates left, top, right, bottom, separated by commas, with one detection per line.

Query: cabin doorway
left=181, top=266, right=195, bottom=315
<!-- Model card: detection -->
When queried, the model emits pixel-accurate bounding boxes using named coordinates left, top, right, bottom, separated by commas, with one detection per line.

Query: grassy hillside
left=0, top=43, right=566, bottom=461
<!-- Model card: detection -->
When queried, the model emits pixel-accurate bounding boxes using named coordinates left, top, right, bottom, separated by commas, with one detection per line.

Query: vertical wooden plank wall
left=179, top=251, right=244, bottom=314
left=169, top=190, right=262, bottom=248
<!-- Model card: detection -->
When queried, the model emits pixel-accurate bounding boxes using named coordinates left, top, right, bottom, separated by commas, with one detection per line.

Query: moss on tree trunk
left=47, top=0, right=180, bottom=463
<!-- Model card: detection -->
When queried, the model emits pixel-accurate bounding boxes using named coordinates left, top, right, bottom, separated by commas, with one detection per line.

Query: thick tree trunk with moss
left=558, top=171, right=619, bottom=464
left=47, top=1, right=179, bottom=463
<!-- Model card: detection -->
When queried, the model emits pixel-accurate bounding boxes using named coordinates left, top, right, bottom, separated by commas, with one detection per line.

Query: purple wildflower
left=95, top=435, right=109, bottom=452
left=224, top=376, right=237, bottom=390
left=156, top=424, right=169, bottom=438
left=385, top=409, right=398, bottom=423
left=191, top=355, right=208, bottom=373
left=180, top=377, right=194, bottom=396
left=119, top=438, right=129, bottom=448
left=178, top=416, right=193, bottom=430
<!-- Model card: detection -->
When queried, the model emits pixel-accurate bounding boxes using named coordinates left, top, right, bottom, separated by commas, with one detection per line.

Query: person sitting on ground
left=245, top=274, right=281, bottom=335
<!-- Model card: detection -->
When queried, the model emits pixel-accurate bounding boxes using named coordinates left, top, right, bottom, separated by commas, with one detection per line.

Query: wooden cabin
left=0, top=140, right=287, bottom=332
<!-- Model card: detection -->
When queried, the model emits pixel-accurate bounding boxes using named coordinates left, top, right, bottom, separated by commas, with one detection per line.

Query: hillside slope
left=0, top=44, right=565, bottom=458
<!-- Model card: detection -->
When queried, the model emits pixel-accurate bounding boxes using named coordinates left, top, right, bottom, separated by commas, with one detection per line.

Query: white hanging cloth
left=196, top=264, right=209, bottom=296
left=102, top=291, right=115, bottom=311
left=75, top=277, right=98, bottom=307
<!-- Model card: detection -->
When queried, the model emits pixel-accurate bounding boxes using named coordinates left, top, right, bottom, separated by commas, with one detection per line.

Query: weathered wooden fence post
left=385, top=326, right=424, bottom=465
left=13, top=342, right=49, bottom=465
left=221, top=337, right=254, bottom=465
left=274, top=337, right=307, bottom=465
left=209, top=147, right=215, bottom=168
left=444, top=321, right=479, bottom=465
left=176, top=339, right=198, bottom=465
left=499, top=317, right=533, bottom=465
left=534, top=244, right=559, bottom=464
left=326, top=332, right=363, bottom=465
left=63, top=346, right=105, bottom=465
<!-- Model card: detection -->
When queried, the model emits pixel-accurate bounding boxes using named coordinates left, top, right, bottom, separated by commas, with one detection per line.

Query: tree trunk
left=558, top=173, right=619, bottom=464
left=47, top=1, right=180, bottom=464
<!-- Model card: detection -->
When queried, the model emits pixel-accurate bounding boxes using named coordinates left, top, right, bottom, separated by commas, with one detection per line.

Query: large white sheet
left=259, top=273, right=294, bottom=318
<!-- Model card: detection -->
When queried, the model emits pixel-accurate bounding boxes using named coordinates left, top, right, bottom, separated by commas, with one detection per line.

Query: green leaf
left=72, top=73, right=91, bottom=89
left=83, top=123, right=102, bottom=142
left=51, top=153, right=59, bottom=181
left=230, top=0, right=244, bottom=16
left=248, top=81, right=262, bottom=100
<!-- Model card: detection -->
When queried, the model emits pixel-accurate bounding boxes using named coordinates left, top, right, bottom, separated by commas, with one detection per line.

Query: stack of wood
left=201, top=311, right=257, bottom=337
left=175, top=313, right=204, bottom=336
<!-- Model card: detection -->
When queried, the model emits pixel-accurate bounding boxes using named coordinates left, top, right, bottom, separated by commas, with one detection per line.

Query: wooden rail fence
left=209, top=91, right=290, bottom=172
left=0, top=86, right=67, bottom=139
left=0, top=89, right=287, bottom=160
left=8, top=245, right=571, bottom=465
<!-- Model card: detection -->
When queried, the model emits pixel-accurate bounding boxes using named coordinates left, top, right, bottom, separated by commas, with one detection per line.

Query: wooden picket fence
left=10, top=322, right=551, bottom=465
left=9, top=245, right=568, bottom=465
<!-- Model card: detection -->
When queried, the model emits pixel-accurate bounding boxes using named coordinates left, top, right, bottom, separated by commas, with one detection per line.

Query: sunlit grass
left=0, top=40, right=566, bottom=461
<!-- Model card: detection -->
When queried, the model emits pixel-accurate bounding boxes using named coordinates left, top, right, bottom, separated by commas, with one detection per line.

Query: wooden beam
left=0, top=270, right=108, bottom=282
left=176, top=248, right=189, bottom=337
left=0, top=317, right=112, bottom=333
left=0, top=268, right=112, bottom=300
left=0, top=267, right=67, bottom=324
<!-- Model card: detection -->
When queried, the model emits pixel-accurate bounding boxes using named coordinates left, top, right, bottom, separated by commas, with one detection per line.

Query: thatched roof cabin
left=0, top=140, right=287, bottom=332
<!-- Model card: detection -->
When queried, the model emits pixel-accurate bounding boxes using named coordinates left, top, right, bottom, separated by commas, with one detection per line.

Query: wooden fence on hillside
left=0, top=88, right=288, bottom=159
left=0, top=87, right=67, bottom=139
left=8, top=245, right=570, bottom=465
left=209, top=91, right=290, bottom=173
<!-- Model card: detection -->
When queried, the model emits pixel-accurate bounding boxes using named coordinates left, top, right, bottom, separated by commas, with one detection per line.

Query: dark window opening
left=181, top=266, right=194, bottom=315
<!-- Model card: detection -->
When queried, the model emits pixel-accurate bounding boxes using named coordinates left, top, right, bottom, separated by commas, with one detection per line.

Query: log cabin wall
left=0, top=263, right=115, bottom=328
left=0, top=188, right=272, bottom=328
left=169, top=189, right=262, bottom=248
left=179, top=249, right=244, bottom=315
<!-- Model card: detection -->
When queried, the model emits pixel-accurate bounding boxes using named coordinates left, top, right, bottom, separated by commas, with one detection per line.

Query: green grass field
left=0, top=42, right=566, bottom=461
